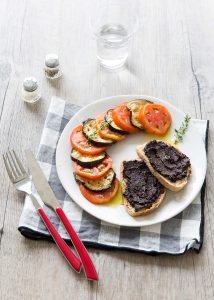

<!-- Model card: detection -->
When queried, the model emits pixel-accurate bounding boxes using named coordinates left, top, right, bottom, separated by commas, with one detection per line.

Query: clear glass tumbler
left=91, top=0, right=138, bottom=70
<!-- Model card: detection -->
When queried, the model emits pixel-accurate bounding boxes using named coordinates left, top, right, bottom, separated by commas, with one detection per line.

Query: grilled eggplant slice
left=105, top=109, right=128, bottom=135
left=75, top=169, right=116, bottom=191
left=126, top=100, right=152, bottom=130
left=71, top=149, right=106, bottom=168
left=83, top=119, right=114, bottom=147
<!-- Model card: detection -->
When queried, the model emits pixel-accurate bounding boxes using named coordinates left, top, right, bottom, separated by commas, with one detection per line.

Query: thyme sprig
left=174, top=114, right=191, bottom=144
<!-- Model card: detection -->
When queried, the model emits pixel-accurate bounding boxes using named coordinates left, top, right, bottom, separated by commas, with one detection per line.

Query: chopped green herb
left=173, top=114, right=191, bottom=144
left=100, top=121, right=108, bottom=130
left=88, top=133, right=96, bottom=139
left=87, top=129, right=97, bottom=140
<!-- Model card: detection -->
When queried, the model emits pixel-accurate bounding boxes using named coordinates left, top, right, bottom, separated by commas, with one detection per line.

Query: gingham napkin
left=18, top=97, right=208, bottom=255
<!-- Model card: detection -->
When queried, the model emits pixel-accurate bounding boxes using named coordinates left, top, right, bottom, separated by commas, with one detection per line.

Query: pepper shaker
left=44, top=53, right=62, bottom=79
left=22, top=77, right=41, bottom=104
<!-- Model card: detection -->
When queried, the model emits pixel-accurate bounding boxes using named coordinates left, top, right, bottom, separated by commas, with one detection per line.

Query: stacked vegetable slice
left=70, top=100, right=172, bottom=204
left=70, top=122, right=120, bottom=204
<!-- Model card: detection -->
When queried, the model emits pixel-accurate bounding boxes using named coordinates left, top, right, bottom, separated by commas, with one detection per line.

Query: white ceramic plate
left=56, top=95, right=207, bottom=227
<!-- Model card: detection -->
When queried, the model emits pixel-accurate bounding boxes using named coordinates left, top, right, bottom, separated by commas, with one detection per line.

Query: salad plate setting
left=56, top=94, right=207, bottom=227
left=3, top=94, right=208, bottom=282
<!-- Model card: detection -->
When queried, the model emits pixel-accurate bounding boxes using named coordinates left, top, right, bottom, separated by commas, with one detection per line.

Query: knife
left=30, top=193, right=81, bottom=273
left=25, top=149, right=98, bottom=281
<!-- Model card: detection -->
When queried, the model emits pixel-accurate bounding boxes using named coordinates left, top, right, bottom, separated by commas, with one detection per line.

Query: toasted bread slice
left=121, top=160, right=166, bottom=217
left=136, top=141, right=192, bottom=192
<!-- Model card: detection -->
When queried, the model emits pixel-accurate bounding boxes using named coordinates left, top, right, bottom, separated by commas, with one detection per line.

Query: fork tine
left=12, top=150, right=26, bottom=175
left=8, top=150, right=23, bottom=176
left=6, top=152, right=19, bottom=178
left=3, top=154, right=15, bottom=183
left=9, top=150, right=23, bottom=176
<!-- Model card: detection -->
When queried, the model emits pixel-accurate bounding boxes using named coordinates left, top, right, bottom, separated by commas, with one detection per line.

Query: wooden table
left=0, top=1, right=213, bottom=299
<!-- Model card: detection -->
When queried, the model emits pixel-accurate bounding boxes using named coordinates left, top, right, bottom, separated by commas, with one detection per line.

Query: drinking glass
left=91, top=0, right=138, bottom=70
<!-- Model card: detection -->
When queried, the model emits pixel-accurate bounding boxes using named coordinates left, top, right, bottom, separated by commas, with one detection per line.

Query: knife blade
left=25, top=149, right=98, bottom=281
left=25, top=149, right=59, bottom=210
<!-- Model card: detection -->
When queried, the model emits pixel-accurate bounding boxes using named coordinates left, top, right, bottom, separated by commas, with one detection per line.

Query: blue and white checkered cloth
left=18, top=97, right=208, bottom=255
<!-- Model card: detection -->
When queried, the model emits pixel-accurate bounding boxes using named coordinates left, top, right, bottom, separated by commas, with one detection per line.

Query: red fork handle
left=37, top=208, right=82, bottom=273
left=56, top=207, right=98, bottom=281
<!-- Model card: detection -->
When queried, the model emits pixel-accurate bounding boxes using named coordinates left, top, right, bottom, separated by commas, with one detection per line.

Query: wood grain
left=0, top=0, right=214, bottom=299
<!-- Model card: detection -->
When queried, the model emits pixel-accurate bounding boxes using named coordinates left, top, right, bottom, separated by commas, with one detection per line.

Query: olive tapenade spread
left=144, top=140, right=191, bottom=182
left=123, top=160, right=164, bottom=212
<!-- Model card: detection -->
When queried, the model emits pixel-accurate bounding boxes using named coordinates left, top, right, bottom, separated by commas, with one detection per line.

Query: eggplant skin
left=88, top=138, right=115, bottom=148
left=74, top=169, right=116, bottom=192
left=82, top=119, right=114, bottom=147
left=70, top=149, right=106, bottom=168
left=129, top=110, right=144, bottom=130
left=104, top=110, right=128, bottom=135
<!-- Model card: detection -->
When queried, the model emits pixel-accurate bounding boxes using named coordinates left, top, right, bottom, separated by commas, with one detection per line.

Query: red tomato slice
left=139, top=103, right=172, bottom=136
left=112, top=104, right=139, bottom=133
left=96, top=113, right=126, bottom=141
left=73, top=156, right=112, bottom=179
left=79, top=179, right=119, bottom=204
left=70, top=125, right=106, bottom=155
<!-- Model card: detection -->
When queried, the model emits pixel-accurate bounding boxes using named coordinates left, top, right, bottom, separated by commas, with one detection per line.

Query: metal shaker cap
left=45, top=53, right=59, bottom=68
left=23, top=77, right=38, bottom=92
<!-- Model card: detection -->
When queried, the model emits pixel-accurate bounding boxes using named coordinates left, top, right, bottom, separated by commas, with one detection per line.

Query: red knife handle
left=37, top=208, right=82, bottom=273
left=56, top=207, right=98, bottom=281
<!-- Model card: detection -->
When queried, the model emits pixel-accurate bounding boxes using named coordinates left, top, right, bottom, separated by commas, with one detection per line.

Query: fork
left=3, top=150, right=82, bottom=273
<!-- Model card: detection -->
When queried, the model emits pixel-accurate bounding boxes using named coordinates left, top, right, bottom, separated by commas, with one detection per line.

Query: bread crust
left=136, top=142, right=192, bottom=192
left=120, top=161, right=166, bottom=217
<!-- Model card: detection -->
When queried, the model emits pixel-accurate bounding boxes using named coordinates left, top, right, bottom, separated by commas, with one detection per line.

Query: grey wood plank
left=183, top=1, right=214, bottom=299
left=0, top=0, right=214, bottom=299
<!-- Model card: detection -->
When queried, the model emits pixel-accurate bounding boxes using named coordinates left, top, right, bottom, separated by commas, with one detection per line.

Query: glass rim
left=91, top=16, right=139, bottom=42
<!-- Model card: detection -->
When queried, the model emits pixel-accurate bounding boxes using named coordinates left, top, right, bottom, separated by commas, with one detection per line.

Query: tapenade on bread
left=121, top=160, right=166, bottom=217
left=136, top=140, right=192, bottom=192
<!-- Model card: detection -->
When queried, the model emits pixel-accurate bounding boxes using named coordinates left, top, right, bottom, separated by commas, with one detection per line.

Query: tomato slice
left=96, top=113, right=126, bottom=141
left=70, top=125, right=106, bottom=155
left=139, top=103, right=171, bottom=136
left=112, top=104, right=139, bottom=133
left=79, top=179, right=119, bottom=204
left=73, top=156, right=112, bottom=179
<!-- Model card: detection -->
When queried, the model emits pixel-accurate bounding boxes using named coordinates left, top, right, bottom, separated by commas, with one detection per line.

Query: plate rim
left=56, top=94, right=207, bottom=227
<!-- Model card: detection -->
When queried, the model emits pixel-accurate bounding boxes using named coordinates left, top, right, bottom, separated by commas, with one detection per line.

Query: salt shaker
left=44, top=53, right=62, bottom=79
left=22, top=77, right=41, bottom=104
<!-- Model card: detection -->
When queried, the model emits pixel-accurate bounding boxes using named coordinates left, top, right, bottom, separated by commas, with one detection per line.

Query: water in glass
left=96, top=24, right=129, bottom=70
